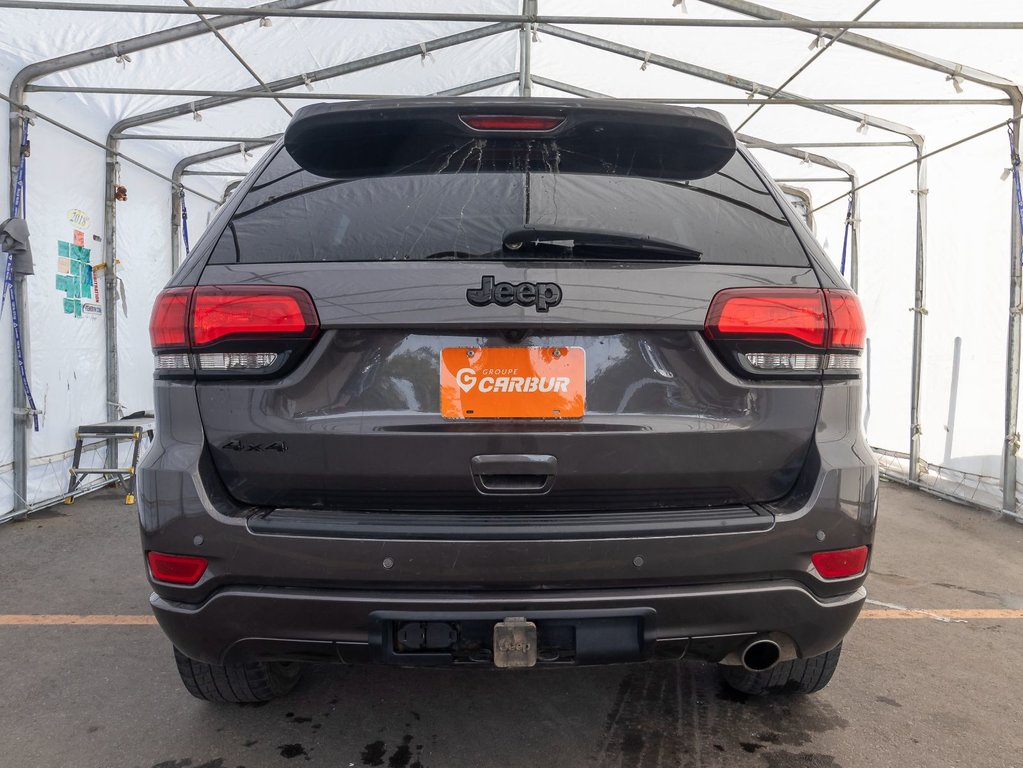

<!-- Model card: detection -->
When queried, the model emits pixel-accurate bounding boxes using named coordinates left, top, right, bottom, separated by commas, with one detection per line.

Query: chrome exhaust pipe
left=741, top=638, right=782, bottom=672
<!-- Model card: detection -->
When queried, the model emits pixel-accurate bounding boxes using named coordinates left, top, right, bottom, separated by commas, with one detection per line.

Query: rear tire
left=173, top=647, right=303, bottom=703
left=719, top=643, right=842, bottom=695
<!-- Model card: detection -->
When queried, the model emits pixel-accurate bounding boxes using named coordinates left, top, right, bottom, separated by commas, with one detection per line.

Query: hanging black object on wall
left=0, top=217, right=33, bottom=276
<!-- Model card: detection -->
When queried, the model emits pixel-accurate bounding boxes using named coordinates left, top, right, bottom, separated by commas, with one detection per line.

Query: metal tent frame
left=3, top=0, right=1022, bottom=523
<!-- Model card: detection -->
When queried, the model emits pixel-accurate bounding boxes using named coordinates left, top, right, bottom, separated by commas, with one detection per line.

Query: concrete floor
left=1, top=482, right=1021, bottom=768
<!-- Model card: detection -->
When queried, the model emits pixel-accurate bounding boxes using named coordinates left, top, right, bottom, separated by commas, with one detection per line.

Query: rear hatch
left=158, top=99, right=836, bottom=513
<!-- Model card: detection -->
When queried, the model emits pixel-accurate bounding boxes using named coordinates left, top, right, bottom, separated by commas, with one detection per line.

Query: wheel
left=173, top=647, right=303, bottom=703
left=719, top=643, right=843, bottom=696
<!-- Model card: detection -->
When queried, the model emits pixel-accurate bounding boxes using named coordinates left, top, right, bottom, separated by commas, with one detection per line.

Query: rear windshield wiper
left=502, top=226, right=702, bottom=260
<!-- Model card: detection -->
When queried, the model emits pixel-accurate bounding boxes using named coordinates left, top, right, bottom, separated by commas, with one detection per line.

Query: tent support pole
left=536, top=26, right=921, bottom=142
left=909, top=141, right=928, bottom=482
left=543, top=93, right=865, bottom=291
left=4, top=0, right=325, bottom=514
left=8, top=264, right=29, bottom=517
left=518, top=0, right=535, bottom=97
left=170, top=183, right=181, bottom=273
left=1003, top=101, right=1023, bottom=515
left=164, top=71, right=522, bottom=272
left=169, top=138, right=280, bottom=271
left=849, top=184, right=860, bottom=292
left=103, top=141, right=119, bottom=431
left=110, top=24, right=517, bottom=135
left=23, top=86, right=1009, bottom=106
left=4, top=3, right=1023, bottom=28
left=741, top=137, right=861, bottom=289
left=8, top=0, right=327, bottom=220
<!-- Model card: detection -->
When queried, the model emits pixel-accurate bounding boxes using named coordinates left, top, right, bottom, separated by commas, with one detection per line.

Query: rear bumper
left=140, top=379, right=877, bottom=669
left=152, top=581, right=865, bottom=667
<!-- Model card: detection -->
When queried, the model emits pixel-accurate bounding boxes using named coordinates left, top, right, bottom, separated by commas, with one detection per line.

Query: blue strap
left=839, top=193, right=854, bottom=276
left=1010, top=124, right=1023, bottom=266
left=1, top=118, right=40, bottom=430
left=179, top=188, right=190, bottom=258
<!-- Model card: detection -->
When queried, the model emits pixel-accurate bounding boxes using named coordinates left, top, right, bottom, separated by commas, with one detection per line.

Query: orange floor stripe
left=0, top=614, right=158, bottom=625
left=0, top=610, right=1021, bottom=627
left=859, top=609, right=1023, bottom=620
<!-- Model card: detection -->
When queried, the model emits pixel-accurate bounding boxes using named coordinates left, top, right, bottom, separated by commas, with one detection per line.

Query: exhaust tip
left=741, top=639, right=781, bottom=672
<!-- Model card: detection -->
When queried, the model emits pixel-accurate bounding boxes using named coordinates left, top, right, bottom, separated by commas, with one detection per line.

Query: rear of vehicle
left=139, top=99, right=877, bottom=702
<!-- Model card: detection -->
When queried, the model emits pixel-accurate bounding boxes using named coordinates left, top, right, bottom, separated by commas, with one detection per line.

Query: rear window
left=210, top=141, right=809, bottom=267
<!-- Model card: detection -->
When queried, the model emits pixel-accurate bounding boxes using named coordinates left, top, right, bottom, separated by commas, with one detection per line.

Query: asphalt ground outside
left=1, top=481, right=1021, bottom=768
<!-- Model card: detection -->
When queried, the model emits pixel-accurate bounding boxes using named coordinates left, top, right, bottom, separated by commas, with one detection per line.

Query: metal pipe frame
left=1004, top=104, right=1023, bottom=515
left=91, top=24, right=516, bottom=488
left=3, top=0, right=326, bottom=516
left=180, top=0, right=294, bottom=118
left=774, top=177, right=855, bottom=183
left=737, top=133, right=860, bottom=290
left=24, top=85, right=1010, bottom=107
left=220, top=180, right=243, bottom=205
left=535, top=26, right=924, bottom=142
left=753, top=141, right=915, bottom=149
left=167, top=73, right=521, bottom=270
left=109, top=24, right=516, bottom=134
left=4, top=1, right=1023, bottom=29
left=180, top=171, right=249, bottom=176
left=702, top=0, right=1023, bottom=512
left=518, top=0, right=536, bottom=97
left=113, top=134, right=285, bottom=142
left=535, top=78, right=864, bottom=291
left=2, top=0, right=1018, bottom=522
left=533, top=29, right=919, bottom=303
left=170, top=137, right=280, bottom=271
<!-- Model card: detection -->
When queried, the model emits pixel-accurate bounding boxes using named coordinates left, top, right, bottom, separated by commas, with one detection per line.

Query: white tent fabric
left=1, top=0, right=1021, bottom=520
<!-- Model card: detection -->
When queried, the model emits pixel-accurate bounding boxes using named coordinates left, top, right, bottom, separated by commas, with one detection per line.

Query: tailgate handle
left=471, top=454, right=557, bottom=495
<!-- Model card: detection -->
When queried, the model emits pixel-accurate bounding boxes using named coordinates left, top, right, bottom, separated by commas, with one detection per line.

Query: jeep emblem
left=466, top=275, right=562, bottom=313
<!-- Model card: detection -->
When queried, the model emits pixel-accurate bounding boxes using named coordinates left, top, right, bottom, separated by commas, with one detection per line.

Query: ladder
left=64, top=415, right=155, bottom=506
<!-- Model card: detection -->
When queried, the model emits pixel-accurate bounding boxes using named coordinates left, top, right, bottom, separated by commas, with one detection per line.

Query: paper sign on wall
left=55, top=230, right=102, bottom=318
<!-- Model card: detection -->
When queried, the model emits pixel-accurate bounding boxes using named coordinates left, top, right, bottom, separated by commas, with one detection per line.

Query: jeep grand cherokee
left=140, top=99, right=877, bottom=702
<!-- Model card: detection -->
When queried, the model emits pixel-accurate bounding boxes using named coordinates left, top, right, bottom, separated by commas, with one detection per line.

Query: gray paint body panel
left=198, top=263, right=819, bottom=328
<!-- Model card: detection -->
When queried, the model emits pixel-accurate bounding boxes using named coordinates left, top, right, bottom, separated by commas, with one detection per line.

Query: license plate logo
left=440, top=347, right=585, bottom=419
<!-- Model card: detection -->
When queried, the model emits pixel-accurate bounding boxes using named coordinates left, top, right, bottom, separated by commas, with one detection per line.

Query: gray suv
left=140, top=99, right=877, bottom=703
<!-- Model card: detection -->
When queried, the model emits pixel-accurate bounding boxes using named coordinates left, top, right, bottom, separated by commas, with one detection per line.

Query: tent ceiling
left=3, top=1, right=1018, bottom=185
left=1, top=0, right=1022, bottom=521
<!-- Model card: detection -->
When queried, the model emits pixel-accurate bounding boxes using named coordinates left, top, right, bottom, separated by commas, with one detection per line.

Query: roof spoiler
left=284, top=98, right=736, bottom=181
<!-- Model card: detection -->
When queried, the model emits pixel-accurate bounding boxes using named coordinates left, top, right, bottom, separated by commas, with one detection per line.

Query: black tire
left=719, top=643, right=843, bottom=696
left=173, top=647, right=303, bottom=703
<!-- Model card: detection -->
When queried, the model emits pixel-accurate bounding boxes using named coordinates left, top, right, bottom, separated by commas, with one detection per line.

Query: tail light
left=460, top=115, right=565, bottom=132
left=704, top=288, right=865, bottom=378
left=149, top=285, right=319, bottom=376
left=147, top=551, right=208, bottom=585
left=811, top=546, right=869, bottom=580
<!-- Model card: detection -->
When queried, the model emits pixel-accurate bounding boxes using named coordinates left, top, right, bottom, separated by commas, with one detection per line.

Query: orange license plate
left=440, top=347, right=585, bottom=419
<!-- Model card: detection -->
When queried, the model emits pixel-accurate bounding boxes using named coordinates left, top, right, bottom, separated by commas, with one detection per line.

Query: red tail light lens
left=704, top=287, right=866, bottom=376
left=460, top=115, right=565, bottom=132
left=147, top=551, right=208, bottom=585
left=149, top=285, right=320, bottom=374
left=811, top=546, right=869, bottom=579
left=191, top=286, right=318, bottom=347
left=826, top=289, right=866, bottom=348
left=705, top=289, right=828, bottom=347
left=149, top=287, right=192, bottom=350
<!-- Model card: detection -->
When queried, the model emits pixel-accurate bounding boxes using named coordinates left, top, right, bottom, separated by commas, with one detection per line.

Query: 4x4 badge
left=466, top=275, right=562, bottom=313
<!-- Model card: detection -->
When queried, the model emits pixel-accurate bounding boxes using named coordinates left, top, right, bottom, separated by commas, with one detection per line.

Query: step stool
left=64, top=415, right=155, bottom=505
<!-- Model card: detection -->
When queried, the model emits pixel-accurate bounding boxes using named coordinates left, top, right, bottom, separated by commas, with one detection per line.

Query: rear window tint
left=210, top=142, right=808, bottom=267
